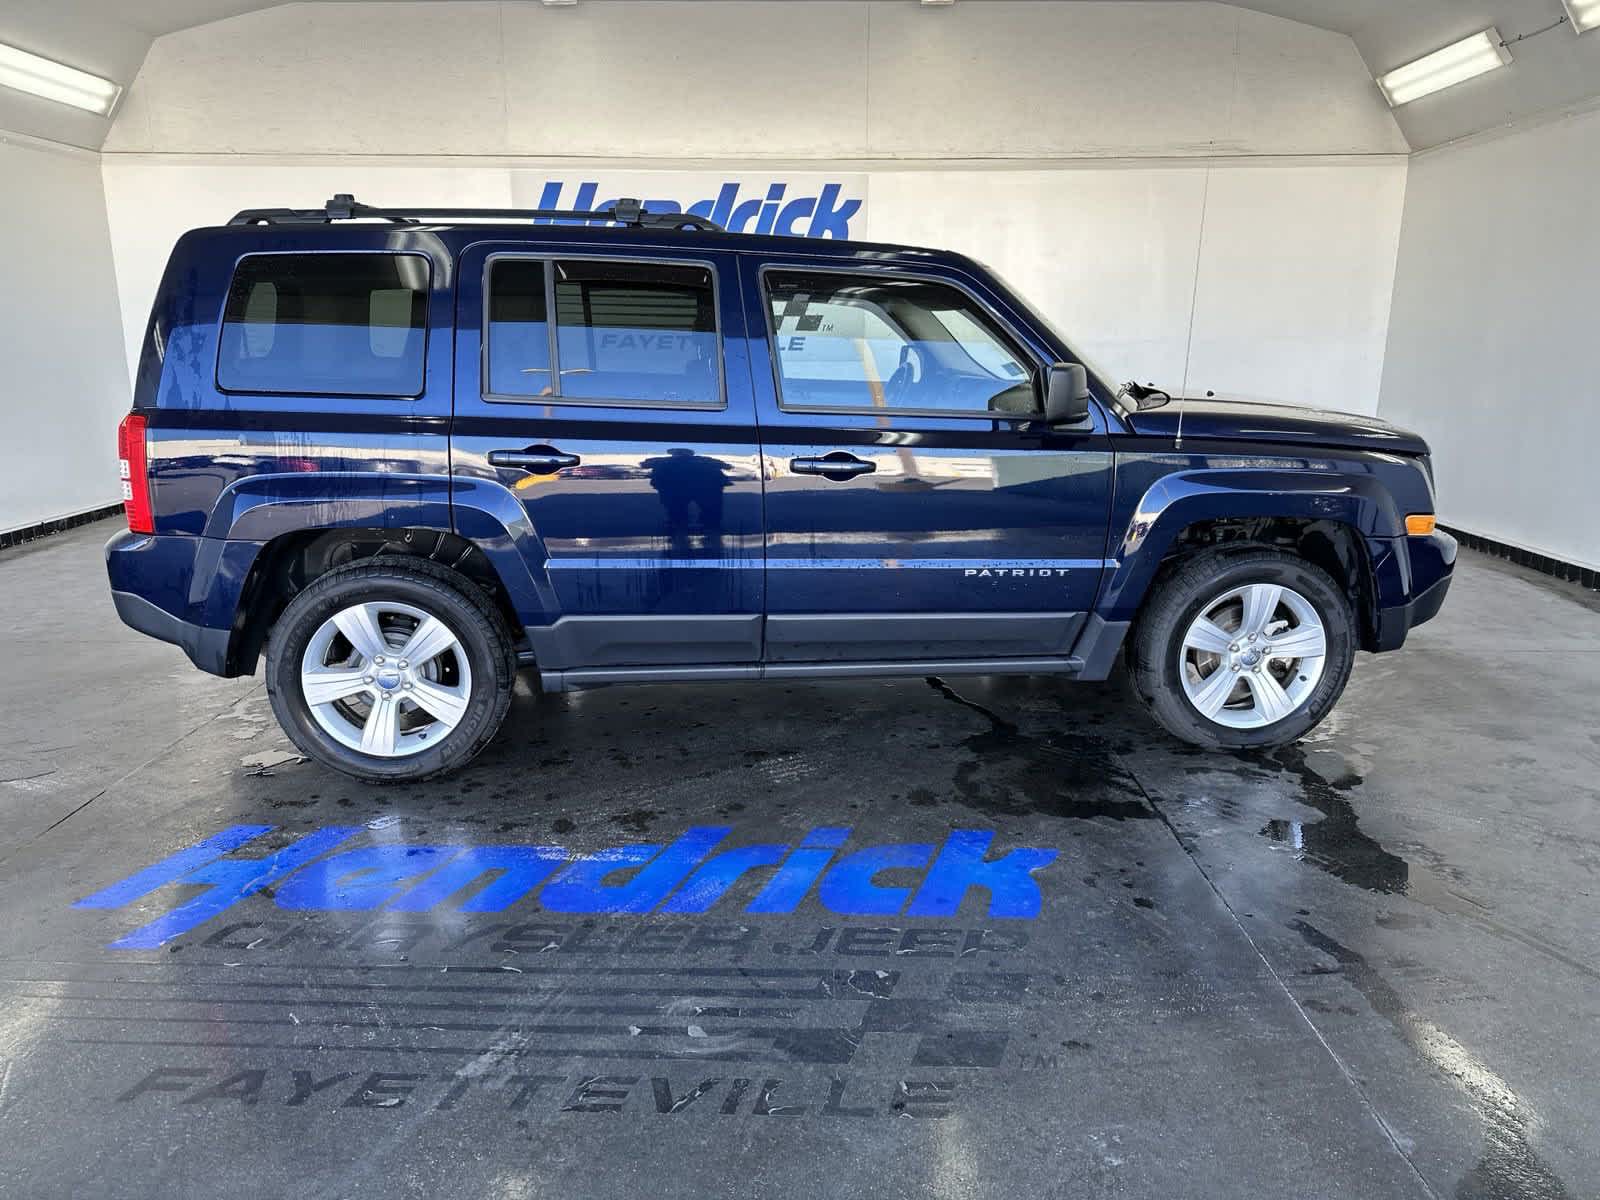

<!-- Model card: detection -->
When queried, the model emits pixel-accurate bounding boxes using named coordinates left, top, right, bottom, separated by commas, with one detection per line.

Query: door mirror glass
left=1045, top=363, right=1091, bottom=426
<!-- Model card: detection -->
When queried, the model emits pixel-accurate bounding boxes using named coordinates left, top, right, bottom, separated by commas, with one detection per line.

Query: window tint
left=767, top=272, right=1035, bottom=415
left=218, top=253, right=429, bottom=396
left=554, top=260, right=718, bottom=404
left=487, top=259, right=720, bottom=405
left=487, top=259, right=552, bottom=397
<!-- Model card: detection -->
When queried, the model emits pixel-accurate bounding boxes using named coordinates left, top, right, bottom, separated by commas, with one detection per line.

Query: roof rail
left=227, top=193, right=724, bottom=232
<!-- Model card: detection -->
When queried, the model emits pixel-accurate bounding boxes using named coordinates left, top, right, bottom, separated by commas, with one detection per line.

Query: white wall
left=101, top=157, right=1407, bottom=415
left=1344, top=0, right=1600, bottom=153
left=0, top=134, right=129, bottom=534
left=1378, top=105, right=1600, bottom=571
left=11, top=0, right=1598, bottom=563
left=0, top=1, right=150, bottom=151
left=48, top=0, right=1410, bottom=534
left=868, top=161, right=1405, bottom=411
left=104, top=1, right=1405, bottom=159
left=94, top=1, right=1408, bottom=416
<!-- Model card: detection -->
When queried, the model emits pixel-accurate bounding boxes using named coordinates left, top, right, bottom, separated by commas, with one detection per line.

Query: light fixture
left=541, top=0, right=578, bottom=6
left=921, top=0, right=956, bottom=6
left=1376, top=28, right=1512, bottom=107
left=0, top=41, right=121, bottom=116
left=1561, top=0, right=1600, bottom=33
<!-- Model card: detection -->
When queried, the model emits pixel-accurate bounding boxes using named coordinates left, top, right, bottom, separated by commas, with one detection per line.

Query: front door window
left=766, top=272, right=1036, bottom=417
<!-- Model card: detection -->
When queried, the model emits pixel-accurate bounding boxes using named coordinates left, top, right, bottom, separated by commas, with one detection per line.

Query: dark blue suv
left=107, top=194, right=1454, bottom=781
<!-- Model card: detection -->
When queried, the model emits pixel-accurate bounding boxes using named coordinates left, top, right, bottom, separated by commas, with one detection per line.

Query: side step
left=537, top=656, right=1085, bottom=693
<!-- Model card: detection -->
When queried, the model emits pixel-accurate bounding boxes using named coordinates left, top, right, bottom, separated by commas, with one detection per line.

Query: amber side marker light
left=1406, top=514, right=1438, bottom=536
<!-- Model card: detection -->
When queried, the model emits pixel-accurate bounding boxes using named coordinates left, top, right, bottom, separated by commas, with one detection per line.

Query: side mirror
left=1044, top=362, right=1092, bottom=426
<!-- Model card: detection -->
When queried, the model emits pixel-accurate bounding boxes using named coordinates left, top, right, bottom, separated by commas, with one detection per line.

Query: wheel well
left=227, top=528, right=523, bottom=675
left=1154, top=517, right=1379, bottom=650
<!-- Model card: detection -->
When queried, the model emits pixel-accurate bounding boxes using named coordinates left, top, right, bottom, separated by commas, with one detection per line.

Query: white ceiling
left=3, top=0, right=1599, bottom=151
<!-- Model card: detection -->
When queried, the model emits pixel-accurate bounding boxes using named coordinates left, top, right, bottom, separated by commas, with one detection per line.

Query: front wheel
left=1128, top=548, right=1356, bottom=749
left=265, top=558, right=516, bottom=783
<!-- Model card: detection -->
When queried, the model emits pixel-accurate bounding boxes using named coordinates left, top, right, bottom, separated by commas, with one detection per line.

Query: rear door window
left=218, top=252, right=430, bottom=397
left=486, top=258, right=721, bottom=406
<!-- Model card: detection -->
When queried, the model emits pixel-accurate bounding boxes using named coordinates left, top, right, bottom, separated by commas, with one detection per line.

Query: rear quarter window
left=217, top=252, right=430, bottom=397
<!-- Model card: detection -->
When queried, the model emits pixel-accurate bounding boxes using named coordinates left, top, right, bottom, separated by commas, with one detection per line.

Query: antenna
left=1174, top=166, right=1213, bottom=451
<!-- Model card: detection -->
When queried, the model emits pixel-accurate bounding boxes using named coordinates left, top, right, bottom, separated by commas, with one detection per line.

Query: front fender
left=1096, top=468, right=1402, bottom=622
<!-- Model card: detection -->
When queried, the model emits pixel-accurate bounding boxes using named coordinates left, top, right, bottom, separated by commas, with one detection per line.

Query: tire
left=265, top=556, right=517, bottom=783
left=1128, top=547, right=1356, bottom=750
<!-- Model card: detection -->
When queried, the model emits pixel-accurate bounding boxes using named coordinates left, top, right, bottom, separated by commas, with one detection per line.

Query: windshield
left=978, top=262, right=1118, bottom=395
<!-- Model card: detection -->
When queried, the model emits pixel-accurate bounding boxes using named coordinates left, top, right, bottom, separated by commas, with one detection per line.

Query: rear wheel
left=1128, top=548, right=1356, bottom=749
left=265, top=558, right=516, bottom=783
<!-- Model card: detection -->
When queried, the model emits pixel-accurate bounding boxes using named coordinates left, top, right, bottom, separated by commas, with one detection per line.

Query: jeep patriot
left=107, top=195, right=1454, bottom=781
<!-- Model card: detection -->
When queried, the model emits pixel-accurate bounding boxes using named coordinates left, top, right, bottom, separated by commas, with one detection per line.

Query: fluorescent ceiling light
left=0, top=42, right=120, bottom=116
left=1377, top=29, right=1511, bottom=107
left=1561, top=0, right=1600, bottom=33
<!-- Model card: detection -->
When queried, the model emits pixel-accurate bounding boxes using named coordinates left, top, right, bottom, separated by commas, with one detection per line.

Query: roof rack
left=227, top=193, right=723, bottom=232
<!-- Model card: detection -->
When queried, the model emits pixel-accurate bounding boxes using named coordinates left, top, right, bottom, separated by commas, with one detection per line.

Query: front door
left=742, top=259, right=1114, bottom=663
left=451, top=243, right=763, bottom=669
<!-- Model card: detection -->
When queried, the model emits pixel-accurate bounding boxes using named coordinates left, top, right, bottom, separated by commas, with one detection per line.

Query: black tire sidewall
left=1134, top=552, right=1356, bottom=749
left=266, top=569, right=508, bottom=782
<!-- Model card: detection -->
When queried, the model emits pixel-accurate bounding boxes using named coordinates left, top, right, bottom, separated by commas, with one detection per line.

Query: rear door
left=451, top=242, right=763, bottom=670
left=741, top=256, right=1114, bottom=663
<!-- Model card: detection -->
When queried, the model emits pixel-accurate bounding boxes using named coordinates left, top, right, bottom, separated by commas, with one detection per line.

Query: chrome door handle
left=487, top=447, right=581, bottom=474
left=790, top=453, right=876, bottom=480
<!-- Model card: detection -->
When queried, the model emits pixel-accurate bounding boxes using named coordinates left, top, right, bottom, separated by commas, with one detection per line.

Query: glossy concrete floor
left=1, top=519, right=1597, bottom=1200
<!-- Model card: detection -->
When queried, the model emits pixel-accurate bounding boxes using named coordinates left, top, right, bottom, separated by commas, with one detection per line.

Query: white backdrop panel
left=1380, top=109, right=1600, bottom=570
left=1, top=138, right=129, bottom=533
left=102, top=158, right=1405, bottom=417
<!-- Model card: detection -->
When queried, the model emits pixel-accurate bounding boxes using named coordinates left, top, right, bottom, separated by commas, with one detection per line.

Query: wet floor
left=1, top=521, right=1597, bottom=1199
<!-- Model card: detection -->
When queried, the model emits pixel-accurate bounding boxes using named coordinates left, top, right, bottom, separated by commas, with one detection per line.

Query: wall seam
left=94, top=151, right=1410, bottom=169
left=1371, top=154, right=1410, bottom=426
left=1411, top=91, right=1600, bottom=162
left=863, top=0, right=873, bottom=158
left=0, top=128, right=101, bottom=160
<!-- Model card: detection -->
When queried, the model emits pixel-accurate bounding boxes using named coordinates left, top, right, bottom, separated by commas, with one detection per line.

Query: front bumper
left=1371, top=529, right=1456, bottom=651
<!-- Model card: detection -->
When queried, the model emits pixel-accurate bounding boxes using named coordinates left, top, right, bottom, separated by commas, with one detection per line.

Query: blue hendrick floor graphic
left=74, top=824, right=1061, bottom=949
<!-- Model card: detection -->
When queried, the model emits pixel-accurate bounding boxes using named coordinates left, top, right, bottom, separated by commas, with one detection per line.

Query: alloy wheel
left=299, top=601, right=472, bottom=757
left=1177, top=582, right=1327, bottom=729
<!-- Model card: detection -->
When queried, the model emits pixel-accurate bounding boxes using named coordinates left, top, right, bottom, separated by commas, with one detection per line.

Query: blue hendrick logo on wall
left=525, top=180, right=864, bottom=238
left=75, top=824, right=1060, bottom=950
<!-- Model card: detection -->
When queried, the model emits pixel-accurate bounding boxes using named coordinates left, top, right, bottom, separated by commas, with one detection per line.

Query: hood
left=1122, top=397, right=1429, bottom=456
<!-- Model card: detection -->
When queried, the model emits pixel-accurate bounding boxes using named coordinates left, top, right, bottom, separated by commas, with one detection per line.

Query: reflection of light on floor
left=1298, top=918, right=1563, bottom=1192
left=1408, top=1016, right=1528, bottom=1124
left=487, top=1171, right=541, bottom=1200
left=0, top=987, right=54, bottom=1078
left=1265, top=819, right=1307, bottom=853
left=932, top=1109, right=984, bottom=1199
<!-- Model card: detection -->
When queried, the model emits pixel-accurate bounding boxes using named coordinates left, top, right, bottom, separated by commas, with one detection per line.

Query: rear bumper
left=110, top=587, right=233, bottom=675
left=105, top=530, right=252, bottom=676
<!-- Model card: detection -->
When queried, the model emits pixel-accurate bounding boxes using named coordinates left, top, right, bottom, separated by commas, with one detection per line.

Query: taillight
left=117, top=413, right=154, bottom=534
